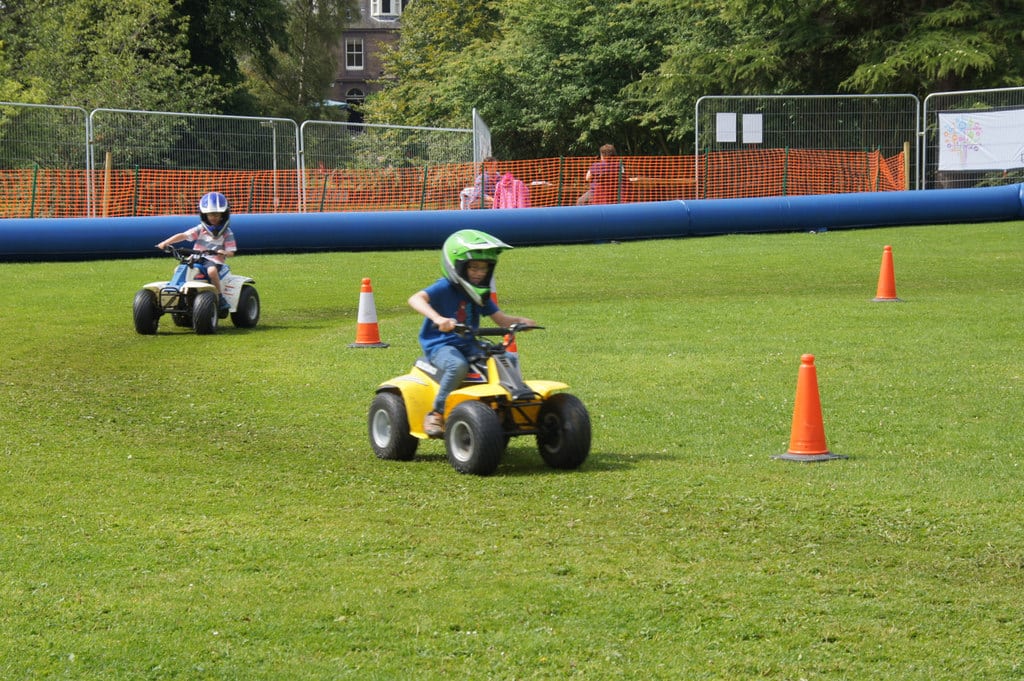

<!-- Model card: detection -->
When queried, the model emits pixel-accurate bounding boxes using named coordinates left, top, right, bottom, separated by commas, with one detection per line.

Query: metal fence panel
left=695, top=95, right=920, bottom=196
left=89, top=109, right=300, bottom=214
left=0, top=102, right=90, bottom=216
left=300, top=120, right=473, bottom=211
left=923, top=86, right=1024, bottom=189
left=89, top=109, right=298, bottom=171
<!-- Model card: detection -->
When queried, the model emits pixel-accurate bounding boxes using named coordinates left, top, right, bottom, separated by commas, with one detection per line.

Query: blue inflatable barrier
left=2, top=184, right=1021, bottom=261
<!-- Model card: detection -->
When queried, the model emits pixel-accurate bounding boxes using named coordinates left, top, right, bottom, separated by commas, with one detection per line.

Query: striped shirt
left=184, top=224, right=237, bottom=265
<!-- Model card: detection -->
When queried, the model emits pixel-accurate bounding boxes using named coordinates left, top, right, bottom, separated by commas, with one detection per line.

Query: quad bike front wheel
left=231, top=286, right=260, bottom=328
left=192, top=291, right=219, bottom=334
left=133, top=289, right=160, bottom=335
left=368, top=392, right=418, bottom=461
left=445, top=401, right=504, bottom=476
left=536, top=393, right=591, bottom=470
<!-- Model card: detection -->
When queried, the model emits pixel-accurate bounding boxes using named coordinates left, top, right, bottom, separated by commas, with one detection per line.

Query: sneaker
left=423, top=411, right=443, bottom=437
left=218, top=295, right=231, bottom=311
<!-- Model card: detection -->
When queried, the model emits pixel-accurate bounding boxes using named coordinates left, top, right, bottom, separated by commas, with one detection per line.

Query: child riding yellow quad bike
left=368, top=230, right=591, bottom=476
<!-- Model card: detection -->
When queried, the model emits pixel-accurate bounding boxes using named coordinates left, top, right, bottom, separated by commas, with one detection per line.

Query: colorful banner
left=938, top=109, right=1024, bottom=171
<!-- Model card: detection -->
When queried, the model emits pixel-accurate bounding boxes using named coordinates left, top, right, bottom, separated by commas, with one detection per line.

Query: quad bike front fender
left=179, top=281, right=218, bottom=294
left=141, top=280, right=173, bottom=293
left=445, top=379, right=571, bottom=431
left=448, top=379, right=568, bottom=401
left=522, top=379, right=569, bottom=399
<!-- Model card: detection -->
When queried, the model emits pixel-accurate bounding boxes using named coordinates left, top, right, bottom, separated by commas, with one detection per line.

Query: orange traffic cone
left=872, top=245, right=902, bottom=302
left=774, top=354, right=846, bottom=462
left=491, top=277, right=516, bottom=352
left=349, top=278, right=389, bottom=348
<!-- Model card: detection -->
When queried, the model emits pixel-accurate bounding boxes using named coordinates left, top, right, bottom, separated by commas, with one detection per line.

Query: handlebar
left=449, top=323, right=543, bottom=355
left=451, top=322, right=543, bottom=337
left=163, top=245, right=224, bottom=260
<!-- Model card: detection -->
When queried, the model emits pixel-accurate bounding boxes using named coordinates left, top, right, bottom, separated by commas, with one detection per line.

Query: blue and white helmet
left=198, top=191, right=230, bottom=237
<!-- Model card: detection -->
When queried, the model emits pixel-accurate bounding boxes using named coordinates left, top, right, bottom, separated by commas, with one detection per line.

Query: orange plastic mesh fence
left=0, top=150, right=906, bottom=219
left=698, top=149, right=908, bottom=199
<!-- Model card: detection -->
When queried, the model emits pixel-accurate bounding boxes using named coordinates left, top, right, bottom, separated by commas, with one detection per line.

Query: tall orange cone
left=774, top=354, right=846, bottom=462
left=349, top=278, right=389, bottom=348
left=872, top=245, right=902, bottom=302
left=490, top=276, right=516, bottom=352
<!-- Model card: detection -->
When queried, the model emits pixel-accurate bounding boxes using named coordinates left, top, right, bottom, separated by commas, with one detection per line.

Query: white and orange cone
left=349, top=278, right=389, bottom=348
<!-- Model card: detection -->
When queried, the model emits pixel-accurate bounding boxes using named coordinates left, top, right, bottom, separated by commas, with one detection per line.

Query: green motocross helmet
left=441, top=229, right=512, bottom=306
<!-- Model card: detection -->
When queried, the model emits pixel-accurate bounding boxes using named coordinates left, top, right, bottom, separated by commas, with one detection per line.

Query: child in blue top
left=408, top=229, right=535, bottom=437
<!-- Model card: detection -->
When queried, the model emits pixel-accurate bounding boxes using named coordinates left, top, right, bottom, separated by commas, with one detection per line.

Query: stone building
left=330, top=0, right=411, bottom=123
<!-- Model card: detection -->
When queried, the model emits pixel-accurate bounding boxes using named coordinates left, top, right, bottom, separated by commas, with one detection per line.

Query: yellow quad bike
left=368, top=324, right=591, bottom=475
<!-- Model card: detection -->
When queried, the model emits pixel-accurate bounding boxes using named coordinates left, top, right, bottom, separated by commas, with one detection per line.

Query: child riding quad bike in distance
left=368, top=229, right=591, bottom=475
left=133, top=192, right=260, bottom=334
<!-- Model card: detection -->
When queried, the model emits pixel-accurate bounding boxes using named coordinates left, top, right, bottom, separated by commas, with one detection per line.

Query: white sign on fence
left=716, top=113, right=737, bottom=143
left=938, top=109, right=1024, bottom=171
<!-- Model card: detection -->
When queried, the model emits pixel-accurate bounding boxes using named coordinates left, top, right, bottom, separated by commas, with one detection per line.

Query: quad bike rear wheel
left=231, top=286, right=261, bottom=328
left=369, top=392, right=418, bottom=461
left=445, top=401, right=504, bottom=476
left=536, top=393, right=591, bottom=470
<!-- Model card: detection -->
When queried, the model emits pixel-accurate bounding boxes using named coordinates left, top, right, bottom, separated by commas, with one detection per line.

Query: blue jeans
left=197, top=258, right=230, bottom=279
left=427, top=345, right=469, bottom=413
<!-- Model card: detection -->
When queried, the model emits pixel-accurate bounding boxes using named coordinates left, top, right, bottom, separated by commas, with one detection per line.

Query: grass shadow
left=498, top=446, right=641, bottom=477
left=387, top=445, right=630, bottom=477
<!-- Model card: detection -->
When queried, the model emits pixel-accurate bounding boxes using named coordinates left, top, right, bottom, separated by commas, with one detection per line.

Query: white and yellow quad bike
left=369, top=323, right=591, bottom=475
left=133, top=246, right=260, bottom=335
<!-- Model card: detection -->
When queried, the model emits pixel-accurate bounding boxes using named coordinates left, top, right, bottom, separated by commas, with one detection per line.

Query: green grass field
left=1, top=221, right=1021, bottom=679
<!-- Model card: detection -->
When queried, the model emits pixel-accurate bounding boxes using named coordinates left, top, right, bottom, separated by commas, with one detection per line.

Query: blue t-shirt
left=417, top=278, right=499, bottom=356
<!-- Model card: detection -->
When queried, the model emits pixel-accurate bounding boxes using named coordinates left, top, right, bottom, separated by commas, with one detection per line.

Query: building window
left=346, top=38, right=364, bottom=70
left=370, top=0, right=407, bottom=19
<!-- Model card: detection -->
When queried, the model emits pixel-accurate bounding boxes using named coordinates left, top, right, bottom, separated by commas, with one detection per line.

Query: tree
left=362, top=0, right=501, bottom=126
left=624, top=0, right=1024, bottom=148
left=367, top=0, right=677, bottom=157
left=467, top=0, right=674, bottom=156
left=177, top=0, right=291, bottom=115
left=240, top=0, right=358, bottom=122
left=1, top=40, right=47, bottom=104
left=6, top=0, right=229, bottom=111
left=2, top=0, right=343, bottom=117
left=367, top=0, right=1024, bottom=157
left=841, top=0, right=1024, bottom=93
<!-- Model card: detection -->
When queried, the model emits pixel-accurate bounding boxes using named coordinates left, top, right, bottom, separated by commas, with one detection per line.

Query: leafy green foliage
left=362, top=0, right=501, bottom=126
left=368, top=0, right=679, bottom=156
left=5, top=0, right=1024, bottom=154
left=368, top=0, right=1024, bottom=157
left=177, top=0, right=291, bottom=114
left=843, top=0, right=1024, bottom=92
left=7, top=0, right=228, bottom=111
left=241, top=0, right=358, bottom=121
left=0, top=40, right=47, bottom=104
left=1, top=0, right=356, bottom=119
